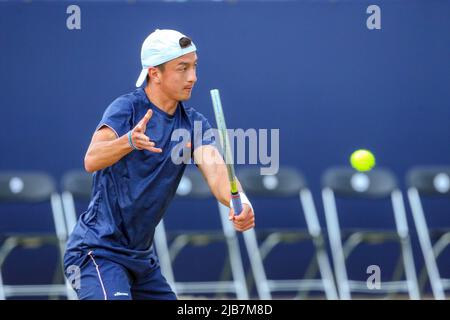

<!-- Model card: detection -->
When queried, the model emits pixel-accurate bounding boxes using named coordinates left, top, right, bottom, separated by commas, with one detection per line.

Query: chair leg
left=314, top=238, right=339, bottom=300
left=0, top=271, right=5, bottom=300
left=391, top=190, right=420, bottom=299
left=154, top=221, right=177, bottom=293
left=408, top=188, right=446, bottom=299
left=242, top=229, right=272, bottom=299
left=322, top=188, right=351, bottom=299
left=300, top=189, right=338, bottom=299
left=218, top=203, right=249, bottom=300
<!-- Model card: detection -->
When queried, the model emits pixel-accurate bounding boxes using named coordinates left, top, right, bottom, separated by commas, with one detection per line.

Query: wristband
left=127, top=130, right=138, bottom=150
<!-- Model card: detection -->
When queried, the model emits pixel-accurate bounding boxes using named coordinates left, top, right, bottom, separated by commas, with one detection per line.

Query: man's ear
left=149, top=67, right=161, bottom=84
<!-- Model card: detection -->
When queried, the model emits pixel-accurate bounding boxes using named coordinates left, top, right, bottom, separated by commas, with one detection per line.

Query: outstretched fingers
left=135, top=109, right=153, bottom=132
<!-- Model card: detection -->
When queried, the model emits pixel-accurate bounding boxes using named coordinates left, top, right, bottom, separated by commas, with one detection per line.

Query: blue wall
left=1, top=0, right=449, bottom=295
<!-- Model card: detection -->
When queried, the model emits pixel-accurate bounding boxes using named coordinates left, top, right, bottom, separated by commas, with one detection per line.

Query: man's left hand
left=229, top=204, right=255, bottom=232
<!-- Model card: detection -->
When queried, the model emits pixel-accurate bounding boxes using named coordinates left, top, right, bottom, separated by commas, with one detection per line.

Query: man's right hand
left=84, top=109, right=162, bottom=172
left=130, top=109, right=162, bottom=153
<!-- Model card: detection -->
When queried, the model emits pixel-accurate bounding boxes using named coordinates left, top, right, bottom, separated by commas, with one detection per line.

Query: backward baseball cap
left=135, top=29, right=197, bottom=87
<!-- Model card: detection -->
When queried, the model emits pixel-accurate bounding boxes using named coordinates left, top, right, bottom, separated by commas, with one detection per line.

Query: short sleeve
left=96, top=97, right=134, bottom=138
left=191, top=110, right=217, bottom=152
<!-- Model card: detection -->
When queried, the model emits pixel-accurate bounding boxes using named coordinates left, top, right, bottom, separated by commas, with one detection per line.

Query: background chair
left=61, top=169, right=94, bottom=236
left=60, top=169, right=96, bottom=299
left=322, top=167, right=420, bottom=299
left=153, top=168, right=249, bottom=299
left=238, top=166, right=338, bottom=300
left=0, top=171, right=75, bottom=299
left=407, top=166, right=450, bottom=299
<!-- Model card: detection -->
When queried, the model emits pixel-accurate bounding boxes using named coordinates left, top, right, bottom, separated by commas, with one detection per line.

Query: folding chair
left=322, top=167, right=420, bottom=299
left=407, top=166, right=450, bottom=299
left=60, top=169, right=96, bottom=299
left=61, top=169, right=94, bottom=235
left=0, top=172, right=75, bottom=299
left=154, top=168, right=249, bottom=299
left=238, top=167, right=338, bottom=300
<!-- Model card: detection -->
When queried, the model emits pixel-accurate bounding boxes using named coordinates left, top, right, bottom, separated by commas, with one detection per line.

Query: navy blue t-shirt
left=65, top=88, right=215, bottom=261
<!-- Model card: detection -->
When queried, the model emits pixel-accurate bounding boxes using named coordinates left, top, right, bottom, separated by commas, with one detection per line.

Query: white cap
left=135, top=29, right=197, bottom=87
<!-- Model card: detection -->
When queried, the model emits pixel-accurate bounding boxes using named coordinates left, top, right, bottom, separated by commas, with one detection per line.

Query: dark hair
left=179, top=37, right=192, bottom=48
left=145, top=36, right=193, bottom=84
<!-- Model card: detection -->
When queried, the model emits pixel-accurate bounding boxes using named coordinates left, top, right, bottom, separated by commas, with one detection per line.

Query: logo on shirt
left=114, top=292, right=129, bottom=297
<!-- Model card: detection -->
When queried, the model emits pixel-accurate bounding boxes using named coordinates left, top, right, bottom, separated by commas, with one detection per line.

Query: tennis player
left=63, top=29, right=255, bottom=300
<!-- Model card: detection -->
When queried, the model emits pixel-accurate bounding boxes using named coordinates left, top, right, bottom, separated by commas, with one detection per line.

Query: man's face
left=158, top=52, right=198, bottom=101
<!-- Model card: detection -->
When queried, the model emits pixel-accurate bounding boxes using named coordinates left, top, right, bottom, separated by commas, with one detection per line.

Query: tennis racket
left=210, top=89, right=243, bottom=216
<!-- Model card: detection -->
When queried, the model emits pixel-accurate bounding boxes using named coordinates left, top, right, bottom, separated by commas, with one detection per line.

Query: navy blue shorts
left=64, top=249, right=176, bottom=300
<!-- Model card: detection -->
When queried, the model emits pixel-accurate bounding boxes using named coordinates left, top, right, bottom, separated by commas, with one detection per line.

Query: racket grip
left=231, top=192, right=243, bottom=216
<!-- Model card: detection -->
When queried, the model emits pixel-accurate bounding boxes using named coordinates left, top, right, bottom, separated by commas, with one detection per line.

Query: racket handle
left=231, top=192, right=243, bottom=216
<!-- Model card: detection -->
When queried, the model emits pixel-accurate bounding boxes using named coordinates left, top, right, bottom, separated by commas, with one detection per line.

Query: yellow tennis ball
left=350, top=149, right=376, bottom=172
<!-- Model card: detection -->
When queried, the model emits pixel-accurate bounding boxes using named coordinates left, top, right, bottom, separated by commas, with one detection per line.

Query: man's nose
left=187, top=69, right=197, bottom=83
